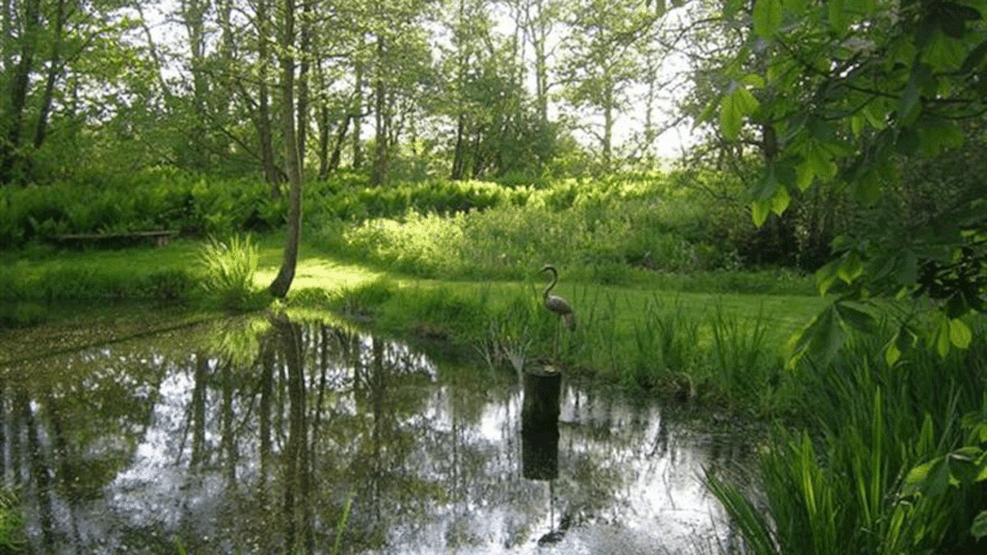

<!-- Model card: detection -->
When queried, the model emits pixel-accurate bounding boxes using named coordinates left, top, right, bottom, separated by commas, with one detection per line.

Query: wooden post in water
left=521, top=365, right=562, bottom=481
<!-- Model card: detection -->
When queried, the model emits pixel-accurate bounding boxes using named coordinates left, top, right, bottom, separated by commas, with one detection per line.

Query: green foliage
left=196, top=234, right=263, bottom=311
left=3, top=168, right=813, bottom=287
left=903, top=409, right=987, bottom=542
left=0, top=487, right=22, bottom=554
left=311, top=177, right=518, bottom=221
left=709, top=306, right=778, bottom=410
left=331, top=276, right=800, bottom=413
left=333, top=492, right=355, bottom=555
left=307, top=172, right=779, bottom=283
left=0, top=169, right=284, bottom=248
left=0, top=302, right=47, bottom=329
left=711, top=0, right=987, bottom=361
left=329, top=278, right=397, bottom=319
left=709, top=327, right=987, bottom=554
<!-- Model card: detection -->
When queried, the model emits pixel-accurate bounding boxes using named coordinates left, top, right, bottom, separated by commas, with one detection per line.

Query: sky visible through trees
left=73, top=0, right=698, bottom=178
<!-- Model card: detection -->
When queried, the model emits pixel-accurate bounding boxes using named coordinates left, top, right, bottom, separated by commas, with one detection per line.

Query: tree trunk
left=269, top=0, right=303, bottom=299
left=528, top=0, right=550, bottom=123
left=33, top=0, right=68, bottom=150
left=451, top=113, right=467, bottom=181
left=295, top=0, right=312, bottom=163
left=256, top=0, right=281, bottom=197
left=352, top=39, right=365, bottom=170
left=317, top=105, right=331, bottom=179
left=328, top=114, right=350, bottom=174
left=182, top=0, right=209, bottom=170
left=216, top=0, right=237, bottom=119
left=602, top=76, right=614, bottom=172
left=0, top=0, right=41, bottom=183
left=371, top=35, right=388, bottom=186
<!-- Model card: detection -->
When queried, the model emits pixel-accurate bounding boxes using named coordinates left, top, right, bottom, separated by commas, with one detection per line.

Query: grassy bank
left=1, top=231, right=823, bottom=416
left=329, top=276, right=823, bottom=413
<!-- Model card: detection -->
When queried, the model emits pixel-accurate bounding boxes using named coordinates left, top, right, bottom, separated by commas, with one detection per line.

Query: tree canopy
left=705, top=0, right=987, bottom=363
left=0, top=0, right=693, bottom=185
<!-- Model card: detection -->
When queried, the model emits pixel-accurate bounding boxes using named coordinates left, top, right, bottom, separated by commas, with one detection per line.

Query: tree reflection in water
left=0, top=314, right=750, bottom=554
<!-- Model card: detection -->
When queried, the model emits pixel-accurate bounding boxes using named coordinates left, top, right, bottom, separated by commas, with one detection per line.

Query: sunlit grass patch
left=1, top=238, right=205, bottom=302
left=308, top=197, right=816, bottom=296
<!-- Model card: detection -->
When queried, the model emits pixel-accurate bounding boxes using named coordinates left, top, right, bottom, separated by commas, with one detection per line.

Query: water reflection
left=0, top=314, right=748, bottom=554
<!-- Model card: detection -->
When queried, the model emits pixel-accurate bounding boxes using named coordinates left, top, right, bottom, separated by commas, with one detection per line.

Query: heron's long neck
left=543, top=269, right=557, bottom=299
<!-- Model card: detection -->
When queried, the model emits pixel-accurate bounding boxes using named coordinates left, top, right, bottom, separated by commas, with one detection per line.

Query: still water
left=1, top=315, right=750, bottom=554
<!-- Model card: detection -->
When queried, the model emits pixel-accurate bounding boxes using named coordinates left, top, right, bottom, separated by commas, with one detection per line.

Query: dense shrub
left=309, top=177, right=527, bottom=221
left=0, top=169, right=285, bottom=248
left=307, top=171, right=756, bottom=281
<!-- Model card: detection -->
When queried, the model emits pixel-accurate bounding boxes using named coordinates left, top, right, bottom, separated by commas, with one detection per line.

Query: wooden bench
left=51, top=230, right=179, bottom=248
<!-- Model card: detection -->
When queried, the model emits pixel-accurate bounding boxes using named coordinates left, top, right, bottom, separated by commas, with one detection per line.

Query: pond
left=0, top=314, right=752, bottom=554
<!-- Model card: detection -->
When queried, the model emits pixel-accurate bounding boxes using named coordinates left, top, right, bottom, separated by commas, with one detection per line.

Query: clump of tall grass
left=328, top=278, right=397, bottom=320
left=196, top=234, right=262, bottom=311
left=708, top=307, right=782, bottom=412
left=340, top=212, right=467, bottom=278
left=706, top=331, right=987, bottom=554
left=322, top=273, right=800, bottom=413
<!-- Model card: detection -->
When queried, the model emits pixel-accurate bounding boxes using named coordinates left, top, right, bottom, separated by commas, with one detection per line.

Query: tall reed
left=708, top=306, right=781, bottom=412
left=706, top=333, right=987, bottom=554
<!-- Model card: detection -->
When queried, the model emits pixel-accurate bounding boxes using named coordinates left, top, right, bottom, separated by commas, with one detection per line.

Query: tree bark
left=33, top=0, right=68, bottom=150
left=182, top=0, right=209, bottom=170
left=526, top=0, right=550, bottom=123
left=269, top=0, right=304, bottom=299
left=451, top=113, right=467, bottom=180
left=352, top=38, right=365, bottom=170
left=0, top=0, right=41, bottom=183
left=328, top=114, right=350, bottom=174
left=371, top=35, right=388, bottom=186
left=600, top=72, right=615, bottom=173
left=256, top=0, right=282, bottom=196
left=295, top=0, right=312, bottom=162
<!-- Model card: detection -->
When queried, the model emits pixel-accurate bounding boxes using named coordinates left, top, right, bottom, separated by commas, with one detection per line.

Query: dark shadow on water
left=0, top=313, right=753, bottom=554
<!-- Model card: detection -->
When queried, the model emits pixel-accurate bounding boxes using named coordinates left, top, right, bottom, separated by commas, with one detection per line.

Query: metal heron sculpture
left=541, top=264, right=575, bottom=363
